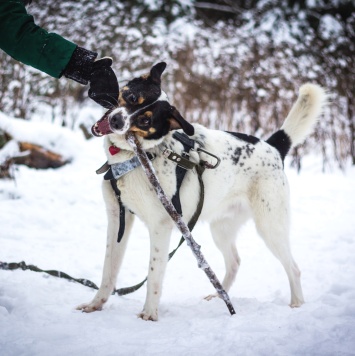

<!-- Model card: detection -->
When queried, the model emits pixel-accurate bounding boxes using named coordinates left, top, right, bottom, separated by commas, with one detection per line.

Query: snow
left=0, top=140, right=21, bottom=166
left=319, top=14, right=343, bottom=40
left=0, top=112, right=82, bottom=160
left=1, top=116, right=355, bottom=355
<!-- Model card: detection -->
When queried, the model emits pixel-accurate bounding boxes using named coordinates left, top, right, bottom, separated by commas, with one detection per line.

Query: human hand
left=88, top=57, right=119, bottom=109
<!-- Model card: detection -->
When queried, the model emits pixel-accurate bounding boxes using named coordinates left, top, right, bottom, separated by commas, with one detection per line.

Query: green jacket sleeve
left=0, top=0, right=77, bottom=78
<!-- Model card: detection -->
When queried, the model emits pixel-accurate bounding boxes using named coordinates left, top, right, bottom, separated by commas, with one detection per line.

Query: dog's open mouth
left=91, top=116, right=113, bottom=137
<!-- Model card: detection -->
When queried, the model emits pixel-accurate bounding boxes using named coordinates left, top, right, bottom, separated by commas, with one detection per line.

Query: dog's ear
left=169, top=106, right=194, bottom=136
left=150, top=62, right=167, bottom=84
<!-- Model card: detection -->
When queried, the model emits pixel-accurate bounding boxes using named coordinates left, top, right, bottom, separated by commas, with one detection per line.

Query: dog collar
left=109, top=154, right=156, bottom=180
left=95, top=153, right=156, bottom=180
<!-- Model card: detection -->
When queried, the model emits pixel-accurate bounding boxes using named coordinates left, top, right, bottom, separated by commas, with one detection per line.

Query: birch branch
left=126, top=131, right=236, bottom=316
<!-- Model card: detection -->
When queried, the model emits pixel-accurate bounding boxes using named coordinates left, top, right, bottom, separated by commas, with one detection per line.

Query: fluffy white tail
left=281, top=83, right=327, bottom=147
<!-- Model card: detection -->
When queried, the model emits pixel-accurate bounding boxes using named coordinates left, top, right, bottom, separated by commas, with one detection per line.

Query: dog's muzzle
left=108, top=107, right=131, bottom=135
left=91, top=107, right=130, bottom=137
left=110, top=112, right=124, bottom=131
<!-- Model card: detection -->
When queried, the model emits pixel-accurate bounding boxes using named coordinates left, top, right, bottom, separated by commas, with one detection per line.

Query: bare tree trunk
left=348, top=96, right=355, bottom=165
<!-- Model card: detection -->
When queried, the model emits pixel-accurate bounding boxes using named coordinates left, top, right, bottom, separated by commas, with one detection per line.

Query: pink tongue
left=91, top=117, right=113, bottom=137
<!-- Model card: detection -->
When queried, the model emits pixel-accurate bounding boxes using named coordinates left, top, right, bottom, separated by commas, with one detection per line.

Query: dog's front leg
left=76, top=182, right=134, bottom=313
left=138, top=222, right=173, bottom=321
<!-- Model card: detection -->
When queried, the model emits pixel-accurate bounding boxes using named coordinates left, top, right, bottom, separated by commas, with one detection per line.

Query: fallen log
left=13, top=142, right=68, bottom=169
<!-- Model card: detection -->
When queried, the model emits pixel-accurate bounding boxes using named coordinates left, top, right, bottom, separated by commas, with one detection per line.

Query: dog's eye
left=126, top=93, right=138, bottom=104
left=138, top=116, right=151, bottom=127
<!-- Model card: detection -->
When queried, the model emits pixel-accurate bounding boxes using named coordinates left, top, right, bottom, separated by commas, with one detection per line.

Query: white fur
left=77, top=84, right=327, bottom=320
left=281, top=83, right=327, bottom=146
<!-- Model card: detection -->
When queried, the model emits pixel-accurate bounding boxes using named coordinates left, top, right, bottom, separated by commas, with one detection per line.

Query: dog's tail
left=266, top=83, right=327, bottom=161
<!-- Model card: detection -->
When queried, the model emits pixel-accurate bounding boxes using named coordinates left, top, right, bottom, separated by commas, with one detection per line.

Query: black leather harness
left=96, top=132, right=206, bottom=243
left=99, top=152, right=155, bottom=243
left=171, top=132, right=197, bottom=215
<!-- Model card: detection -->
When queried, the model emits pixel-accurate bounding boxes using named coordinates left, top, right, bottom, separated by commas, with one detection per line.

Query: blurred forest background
left=0, top=0, right=354, bottom=171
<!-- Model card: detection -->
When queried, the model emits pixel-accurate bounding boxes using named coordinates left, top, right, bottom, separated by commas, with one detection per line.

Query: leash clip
left=197, top=148, right=221, bottom=169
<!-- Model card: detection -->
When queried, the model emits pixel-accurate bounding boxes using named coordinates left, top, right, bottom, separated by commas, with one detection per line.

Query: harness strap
left=109, top=179, right=126, bottom=243
left=171, top=131, right=196, bottom=215
left=100, top=153, right=155, bottom=243
left=167, top=164, right=205, bottom=261
left=171, top=166, right=186, bottom=215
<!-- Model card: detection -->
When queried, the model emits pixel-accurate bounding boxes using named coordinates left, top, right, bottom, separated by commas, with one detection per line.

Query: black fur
left=121, top=62, right=167, bottom=114
left=266, top=130, right=292, bottom=161
left=131, top=101, right=194, bottom=139
left=226, top=132, right=260, bottom=145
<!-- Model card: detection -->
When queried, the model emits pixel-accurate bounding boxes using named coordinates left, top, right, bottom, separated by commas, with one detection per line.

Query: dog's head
left=91, top=62, right=194, bottom=140
left=118, top=62, right=167, bottom=113
left=91, top=62, right=167, bottom=137
left=108, top=99, right=194, bottom=140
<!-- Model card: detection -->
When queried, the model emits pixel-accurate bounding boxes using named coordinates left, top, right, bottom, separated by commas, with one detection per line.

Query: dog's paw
left=76, top=301, right=105, bottom=313
left=289, top=300, right=305, bottom=308
left=204, top=293, right=220, bottom=301
left=137, top=309, right=158, bottom=321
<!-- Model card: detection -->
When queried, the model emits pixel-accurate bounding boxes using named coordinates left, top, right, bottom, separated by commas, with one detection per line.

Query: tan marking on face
left=141, top=73, right=149, bottom=80
left=145, top=111, right=153, bottom=117
left=123, top=86, right=129, bottom=91
left=130, top=126, right=149, bottom=137
left=138, top=97, right=145, bottom=105
left=118, top=92, right=126, bottom=106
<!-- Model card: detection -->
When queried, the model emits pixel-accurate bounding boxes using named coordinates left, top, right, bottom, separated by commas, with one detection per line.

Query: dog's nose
left=110, top=112, right=125, bottom=131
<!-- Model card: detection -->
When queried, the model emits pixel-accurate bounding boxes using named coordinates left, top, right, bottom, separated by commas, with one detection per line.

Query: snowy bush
left=0, top=0, right=353, bottom=169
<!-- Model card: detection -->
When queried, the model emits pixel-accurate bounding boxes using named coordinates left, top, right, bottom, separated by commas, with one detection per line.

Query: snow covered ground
left=1, top=120, right=354, bottom=356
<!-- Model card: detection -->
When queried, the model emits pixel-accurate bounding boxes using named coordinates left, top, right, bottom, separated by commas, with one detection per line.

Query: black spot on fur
left=266, top=130, right=292, bottom=162
left=231, top=144, right=255, bottom=166
left=245, top=145, right=255, bottom=158
left=232, top=147, right=242, bottom=165
left=226, top=132, right=260, bottom=145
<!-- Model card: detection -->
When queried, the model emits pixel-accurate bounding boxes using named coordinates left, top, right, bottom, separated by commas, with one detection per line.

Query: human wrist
left=63, top=46, right=98, bottom=85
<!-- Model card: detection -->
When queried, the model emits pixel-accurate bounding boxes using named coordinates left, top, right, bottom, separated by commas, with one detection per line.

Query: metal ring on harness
left=197, top=147, right=221, bottom=169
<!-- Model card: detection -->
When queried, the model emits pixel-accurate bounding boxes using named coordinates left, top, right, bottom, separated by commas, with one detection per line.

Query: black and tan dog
left=78, top=62, right=326, bottom=320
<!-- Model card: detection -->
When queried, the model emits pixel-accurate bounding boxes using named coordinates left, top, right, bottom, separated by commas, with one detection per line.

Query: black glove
left=88, top=57, right=119, bottom=109
left=63, top=47, right=119, bottom=109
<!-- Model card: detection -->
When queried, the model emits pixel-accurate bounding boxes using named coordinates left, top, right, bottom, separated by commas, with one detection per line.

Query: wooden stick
left=126, top=132, right=236, bottom=316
